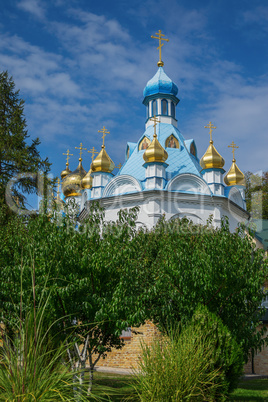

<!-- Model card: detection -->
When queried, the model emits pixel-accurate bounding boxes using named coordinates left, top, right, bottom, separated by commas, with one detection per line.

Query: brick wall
left=244, top=323, right=268, bottom=375
left=95, top=321, right=160, bottom=370
left=96, top=321, right=268, bottom=375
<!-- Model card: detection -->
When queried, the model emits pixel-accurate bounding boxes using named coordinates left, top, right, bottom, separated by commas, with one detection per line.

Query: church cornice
left=78, top=189, right=249, bottom=222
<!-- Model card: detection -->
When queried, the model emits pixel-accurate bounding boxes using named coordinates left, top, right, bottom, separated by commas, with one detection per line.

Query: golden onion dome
left=91, top=145, right=115, bottom=173
left=81, top=168, right=93, bottom=189
left=200, top=140, right=225, bottom=170
left=54, top=194, right=65, bottom=210
left=62, top=159, right=87, bottom=198
left=61, top=163, right=71, bottom=180
left=143, top=134, right=168, bottom=163
left=224, top=159, right=245, bottom=186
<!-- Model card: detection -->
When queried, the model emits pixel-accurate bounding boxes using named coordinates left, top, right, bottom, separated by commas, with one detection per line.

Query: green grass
left=92, top=373, right=268, bottom=401
left=92, top=372, right=134, bottom=401
left=230, top=379, right=268, bottom=401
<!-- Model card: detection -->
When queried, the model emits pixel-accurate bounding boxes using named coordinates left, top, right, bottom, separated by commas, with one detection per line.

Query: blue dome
left=143, top=67, right=178, bottom=98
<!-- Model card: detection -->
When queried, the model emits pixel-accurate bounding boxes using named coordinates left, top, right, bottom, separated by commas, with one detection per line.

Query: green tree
left=0, top=71, right=50, bottom=216
left=1, top=204, right=267, bottom=388
left=126, top=217, right=268, bottom=361
left=0, top=202, right=143, bottom=391
left=245, top=171, right=268, bottom=219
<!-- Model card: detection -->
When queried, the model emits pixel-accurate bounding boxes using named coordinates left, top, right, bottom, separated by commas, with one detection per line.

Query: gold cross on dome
left=150, top=115, right=160, bottom=137
left=63, top=149, right=73, bottom=164
left=98, top=126, right=110, bottom=147
left=228, top=141, right=239, bottom=160
left=115, top=163, right=122, bottom=169
left=88, top=146, right=98, bottom=162
left=75, top=143, right=87, bottom=160
left=204, top=121, right=217, bottom=142
left=151, top=30, right=169, bottom=67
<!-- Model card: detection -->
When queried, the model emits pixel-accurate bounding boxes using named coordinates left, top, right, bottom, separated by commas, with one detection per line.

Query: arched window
left=152, top=100, right=157, bottom=116
left=165, top=135, right=179, bottom=149
left=161, top=99, right=168, bottom=115
left=139, top=136, right=151, bottom=151
left=171, top=102, right=175, bottom=118
left=146, top=105, right=149, bottom=120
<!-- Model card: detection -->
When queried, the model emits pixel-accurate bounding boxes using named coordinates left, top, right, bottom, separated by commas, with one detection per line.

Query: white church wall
left=89, top=189, right=249, bottom=233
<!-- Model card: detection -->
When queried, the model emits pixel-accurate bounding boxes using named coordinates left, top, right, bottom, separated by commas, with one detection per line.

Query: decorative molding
left=166, top=173, right=211, bottom=195
left=102, top=175, right=142, bottom=197
left=169, top=212, right=204, bottom=224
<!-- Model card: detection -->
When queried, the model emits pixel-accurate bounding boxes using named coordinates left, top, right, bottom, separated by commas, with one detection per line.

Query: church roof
left=143, top=67, right=178, bottom=98
left=119, top=123, right=201, bottom=186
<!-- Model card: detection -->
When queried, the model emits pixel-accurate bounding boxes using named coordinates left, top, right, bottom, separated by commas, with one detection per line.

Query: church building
left=60, top=30, right=248, bottom=231
left=56, top=31, right=268, bottom=375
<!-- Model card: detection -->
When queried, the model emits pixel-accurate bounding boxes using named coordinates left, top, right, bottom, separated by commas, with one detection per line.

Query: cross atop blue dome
left=143, top=67, right=178, bottom=98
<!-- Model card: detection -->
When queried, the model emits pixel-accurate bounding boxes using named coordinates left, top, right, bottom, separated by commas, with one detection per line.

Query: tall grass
left=0, top=297, right=90, bottom=401
left=133, top=325, right=226, bottom=402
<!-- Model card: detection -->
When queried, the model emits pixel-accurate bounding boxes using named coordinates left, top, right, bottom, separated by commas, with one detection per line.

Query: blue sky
left=1, top=0, right=268, bottom=201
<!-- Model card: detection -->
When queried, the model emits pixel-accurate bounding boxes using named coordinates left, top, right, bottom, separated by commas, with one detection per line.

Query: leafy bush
left=192, top=305, right=244, bottom=394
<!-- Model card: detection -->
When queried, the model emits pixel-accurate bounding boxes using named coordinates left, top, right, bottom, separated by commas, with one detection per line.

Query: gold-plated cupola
left=62, top=143, right=87, bottom=198
left=224, top=142, right=245, bottom=186
left=54, top=178, right=65, bottom=209
left=143, top=116, right=168, bottom=163
left=200, top=122, right=225, bottom=169
left=91, top=126, right=115, bottom=173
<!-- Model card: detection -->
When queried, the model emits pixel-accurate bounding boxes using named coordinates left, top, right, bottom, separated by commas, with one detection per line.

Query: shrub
left=192, top=305, right=244, bottom=394
left=133, top=324, right=224, bottom=401
left=133, top=305, right=244, bottom=401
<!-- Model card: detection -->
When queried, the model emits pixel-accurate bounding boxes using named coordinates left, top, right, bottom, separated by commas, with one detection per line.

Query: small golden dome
left=54, top=195, right=65, bottom=210
left=91, top=146, right=115, bottom=173
left=81, top=168, right=93, bottom=189
left=62, top=159, right=86, bottom=197
left=200, top=141, right=225, bottom=169
left=61, top=163, right=71, bottom=180
left=54, top=178, right=65, bottom=210
left=224, top=159, right=245, bottom=186
left=143, top=134, right=168, bottom=163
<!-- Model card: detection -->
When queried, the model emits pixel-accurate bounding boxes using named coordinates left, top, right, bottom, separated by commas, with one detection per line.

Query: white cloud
left=17, top=0, right=46, bottom=19
left=0, top=34, right=80, bottom=98
left=242, top=6, right=268, bottom=28
left=183, top=80, right=268, bottom=173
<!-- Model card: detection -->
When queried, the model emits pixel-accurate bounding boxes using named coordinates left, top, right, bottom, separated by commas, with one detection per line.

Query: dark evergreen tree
left=0, top=71, right=50, bottom=216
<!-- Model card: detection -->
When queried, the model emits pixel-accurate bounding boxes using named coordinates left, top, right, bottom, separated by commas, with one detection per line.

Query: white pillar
left=91, top=172, right=113, bottom=199
left=143, top=162, right=168, bottom=190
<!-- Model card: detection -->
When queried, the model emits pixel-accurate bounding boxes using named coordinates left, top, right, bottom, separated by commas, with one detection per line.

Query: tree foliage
left=0, top=202, right=143, bottom=389
left=124, top=217, right=268, bottom=360
left=0, top=203, right=267, bottom=385
left=0, top=71, right=50, bottom=215
left=245, top=171, right=268, bottom=219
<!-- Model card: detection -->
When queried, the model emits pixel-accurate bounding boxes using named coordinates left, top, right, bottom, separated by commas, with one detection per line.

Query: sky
left=1, top=0, right=268, bottom=204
